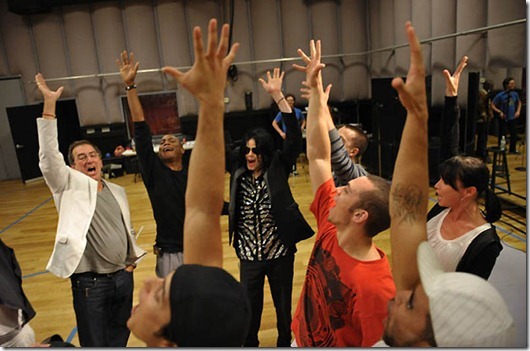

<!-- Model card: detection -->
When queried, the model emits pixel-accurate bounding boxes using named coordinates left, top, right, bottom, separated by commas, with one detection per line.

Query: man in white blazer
left=35, top=73, right=146, bottom=347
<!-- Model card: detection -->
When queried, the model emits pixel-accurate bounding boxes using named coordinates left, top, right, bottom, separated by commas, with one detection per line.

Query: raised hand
left=258, top=67, right=284, bottom=95
left=294, top=40, right=327, bottom=90
left=117, top=50, right=139, bottom=86
left=300, top=79, right=332, bottom=102
left=162, top=19, right=239, bottom=105
left=35, top=73, right=64, bottom=103
left=391, top=22, right=428, bottom=120
left=443, top=55, right=468, bottom=97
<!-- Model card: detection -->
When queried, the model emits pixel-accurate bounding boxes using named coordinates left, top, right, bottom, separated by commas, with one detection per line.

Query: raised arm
left=300, top=75, right=364, bottom=185
left=389, top=22, right=429, bottom=291
left=294, top=40, right=332, bottom=194
left=441, top=56, right=467, bottom=161
left=36, top=73, right=64, bottom=119
left=260, top=68, right=301, bottom=171
left=117, top=51, right=145, bottom=123
left=35, top=73, right=69, bottom=192
left=162, top=19, right=239, bottom=268
left=259, top=68, right=292, bottom=114
left=443, top=55, right=468, bottom=97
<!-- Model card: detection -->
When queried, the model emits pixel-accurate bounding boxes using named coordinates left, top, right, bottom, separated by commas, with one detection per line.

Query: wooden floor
left=0, top=138, right=526, bottom=347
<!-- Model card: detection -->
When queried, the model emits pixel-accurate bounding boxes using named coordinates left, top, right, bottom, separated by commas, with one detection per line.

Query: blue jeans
left=70, top=269, right=133, bottom=347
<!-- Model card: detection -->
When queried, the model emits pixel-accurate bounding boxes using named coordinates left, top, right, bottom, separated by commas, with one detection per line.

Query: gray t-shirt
left=75, top=184, right=129, bottom=274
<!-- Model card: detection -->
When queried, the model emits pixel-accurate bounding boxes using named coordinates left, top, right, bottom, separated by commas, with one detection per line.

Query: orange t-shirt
left=292, top=179, right=396, bottom=347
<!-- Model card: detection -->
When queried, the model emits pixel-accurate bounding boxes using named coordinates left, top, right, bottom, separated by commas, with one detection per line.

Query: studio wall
left=0, top=0, right=526, bottom=179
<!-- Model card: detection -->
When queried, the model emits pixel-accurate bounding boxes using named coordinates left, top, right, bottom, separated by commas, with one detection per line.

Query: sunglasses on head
left=244, top=146, right=262, bottom=155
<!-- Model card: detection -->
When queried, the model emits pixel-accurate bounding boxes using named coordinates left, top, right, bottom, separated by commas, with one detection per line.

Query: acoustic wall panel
left=279, top=0, right=309, bottom=101
left=225, top=0, right=254, bottom=113
left=310, top=1, right=341, bottom=101
left=0, top=0, right=525, bottom=127
left=390, top=0, right=412, bottom=83
left=90, top=3, right=126, bottom=125
left=368, top=0, right=396, bottom=78
left=431, top=0, right=458, bottom=106
left=488, top=0, right=526, bottom=68
left=340, top=0, right=369, bottom=101
left=249, top=0, right=282, bottom=110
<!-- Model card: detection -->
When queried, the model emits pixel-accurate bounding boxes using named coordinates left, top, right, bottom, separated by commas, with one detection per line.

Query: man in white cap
left=379, top=21, right=515, bottom=347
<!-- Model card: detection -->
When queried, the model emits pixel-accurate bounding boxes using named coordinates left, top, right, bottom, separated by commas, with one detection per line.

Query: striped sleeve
left=329, top=128, right=368, bottom=187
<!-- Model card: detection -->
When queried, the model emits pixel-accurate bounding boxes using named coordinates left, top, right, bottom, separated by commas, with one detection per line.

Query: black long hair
left=238, top=128, right=275, bottom=172
left=438, top=156, right=501, bottom=223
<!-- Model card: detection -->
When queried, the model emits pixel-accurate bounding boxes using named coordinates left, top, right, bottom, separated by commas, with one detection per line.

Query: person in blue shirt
left=272, top=94, right=305, bottom=139
left=491, top=77, right=522, bottom=154
left=272, top=94, right=305, bottom=175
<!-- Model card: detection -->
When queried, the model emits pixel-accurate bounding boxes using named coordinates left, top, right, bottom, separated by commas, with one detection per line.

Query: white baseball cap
left=417, top=241, right=515, bottom=347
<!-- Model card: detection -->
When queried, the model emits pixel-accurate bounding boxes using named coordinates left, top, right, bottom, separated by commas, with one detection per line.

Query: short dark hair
left=285, top=93, right=296, bottom=102
left=339, top=124, right=369, bottom=156
left=383, top=311, right=437, bottom=346
left=502, top=77, right=514, bottom=90
left=354, top=175, right=391, bottom=237
left=68, top=140, right=102, bottom=165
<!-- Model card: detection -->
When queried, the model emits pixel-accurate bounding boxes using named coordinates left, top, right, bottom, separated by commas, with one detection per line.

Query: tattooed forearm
left=390, top=183, right=427, bottom=223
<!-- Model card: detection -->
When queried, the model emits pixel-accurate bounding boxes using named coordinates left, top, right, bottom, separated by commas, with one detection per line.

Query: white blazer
left=37, top=118, right=146, bottom=278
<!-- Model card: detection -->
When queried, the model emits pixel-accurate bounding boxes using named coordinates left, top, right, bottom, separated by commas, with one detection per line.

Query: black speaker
left=244, top=91, right=253, bottom=111
left=8, top=0, right=51, bottom=15
left=462, top=72, right=480, bottom=155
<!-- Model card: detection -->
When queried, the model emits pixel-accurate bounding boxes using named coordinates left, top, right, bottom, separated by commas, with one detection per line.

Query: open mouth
left=162, top=147, right=174, bottom=153
left=86, top=166, right=98, bottom=176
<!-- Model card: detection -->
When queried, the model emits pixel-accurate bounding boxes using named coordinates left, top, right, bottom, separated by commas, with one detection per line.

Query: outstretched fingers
left=293, top=48, right=311, bottom=72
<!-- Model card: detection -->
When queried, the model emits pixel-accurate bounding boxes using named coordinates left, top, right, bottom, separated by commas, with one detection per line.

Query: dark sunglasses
left=244, top=146, right=262, bottom=155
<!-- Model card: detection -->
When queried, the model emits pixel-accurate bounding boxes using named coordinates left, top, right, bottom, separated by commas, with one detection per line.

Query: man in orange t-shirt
left=290, top=39, right=396, bottom=347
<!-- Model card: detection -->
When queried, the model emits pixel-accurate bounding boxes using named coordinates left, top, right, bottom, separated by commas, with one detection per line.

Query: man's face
left=507, top=79, right=516, bottom=91
left=383, top=284, right=431, bottom=346
left=70, top=144, right=103, bottom=182
left=244, top=138, right=263, bottom=174
left=328, top=176, right=372, bottom=226
left=338, top=126, right=359, bottom=160
left=158, top=134, right=184, bottom=162
left=127, top=271, right=174, bottom=347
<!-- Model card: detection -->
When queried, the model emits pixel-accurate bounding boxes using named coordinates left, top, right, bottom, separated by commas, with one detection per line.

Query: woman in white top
left=427, top=156, right=502, bottom=279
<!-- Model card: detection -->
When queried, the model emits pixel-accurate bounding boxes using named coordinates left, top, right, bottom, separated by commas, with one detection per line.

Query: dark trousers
left=240, top=253, right=294, bottom=347
left=70, top=269, right=133, bottom=347
left=498, top=118, right=519, bottom=153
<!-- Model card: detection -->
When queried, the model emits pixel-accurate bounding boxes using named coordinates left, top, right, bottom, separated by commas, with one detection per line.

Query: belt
left=71, top=269, right=123, bottom=279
